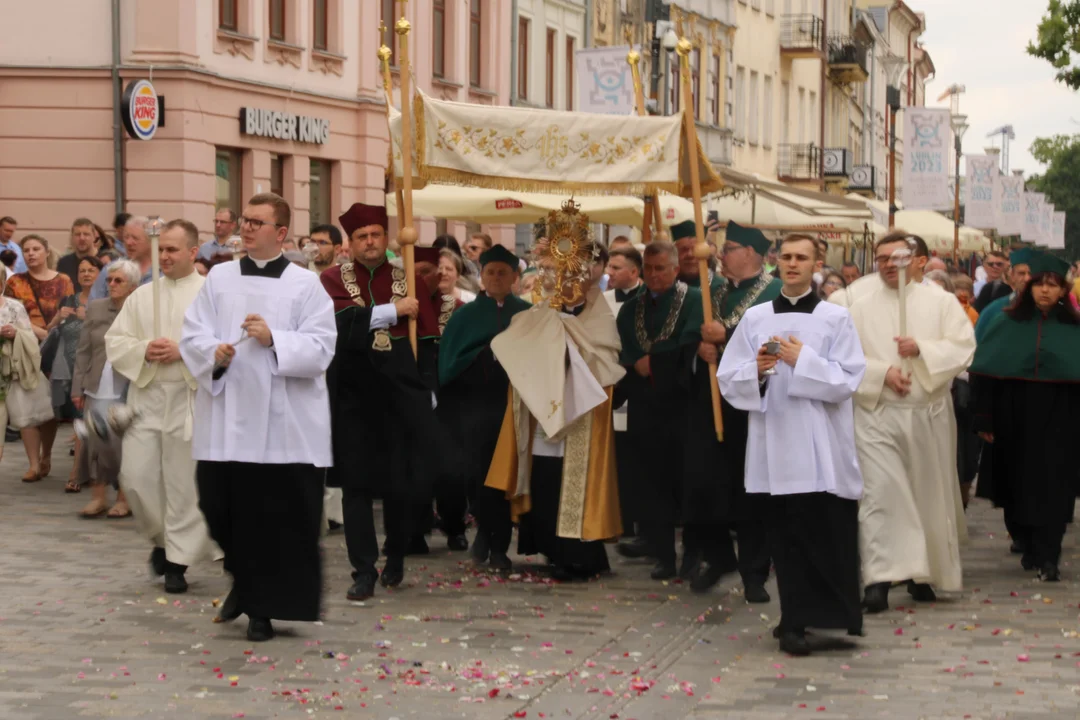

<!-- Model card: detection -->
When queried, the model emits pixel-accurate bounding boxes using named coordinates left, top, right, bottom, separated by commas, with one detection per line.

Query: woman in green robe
left=970, top=254, right=1080, bottom=582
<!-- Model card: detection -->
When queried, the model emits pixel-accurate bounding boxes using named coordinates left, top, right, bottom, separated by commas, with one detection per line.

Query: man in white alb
left=848, top=231, right=976, bottom=613
left=717, top=234, right=866, bottom=656
left=181, top=193, right=336, bottom=642
left=105, top=219, right=209, bottom=594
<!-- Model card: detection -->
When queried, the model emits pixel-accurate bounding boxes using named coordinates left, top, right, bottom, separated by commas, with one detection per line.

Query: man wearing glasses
left=307, top=224, right=341, bottom=274
left=197, top=209, right=238, bottom=260
left=972, top=251, right=1009, bottom=312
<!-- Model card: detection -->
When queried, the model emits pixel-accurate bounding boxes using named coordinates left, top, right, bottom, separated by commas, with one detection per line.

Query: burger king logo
left=121, top=80, right=160, bottom=141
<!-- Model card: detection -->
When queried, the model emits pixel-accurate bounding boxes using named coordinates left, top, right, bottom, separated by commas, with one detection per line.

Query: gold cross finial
left=378, top=20, right=387, bottom=39
left=623, top=25, right=633, bottom=45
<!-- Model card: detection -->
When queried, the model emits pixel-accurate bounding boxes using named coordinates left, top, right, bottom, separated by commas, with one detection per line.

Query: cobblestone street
left=1, top=449, right=1077, bottom=720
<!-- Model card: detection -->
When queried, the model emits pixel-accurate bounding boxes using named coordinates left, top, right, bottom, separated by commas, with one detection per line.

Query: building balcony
left=780, top=15, right=824, bottom=59
left=823, top=148, right=853, bottom=178
left=777, top=143, right=822, bottom=182
left=827, top=35, right=870, bottom=84
left=848, top=165, right=877, bottom=195
left=698, top=123, right=734, bottom=168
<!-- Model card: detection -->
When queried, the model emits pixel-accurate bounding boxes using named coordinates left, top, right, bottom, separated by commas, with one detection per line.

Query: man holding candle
left=848, top=231, right=976, bottom=613
left=105, top=219, right=209, bottom=595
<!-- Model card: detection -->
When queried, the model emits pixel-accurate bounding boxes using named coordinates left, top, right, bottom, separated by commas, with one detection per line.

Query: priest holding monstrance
left=321, top=202, right=447, bottom=602
left=485, top=200, right=623, bottom=581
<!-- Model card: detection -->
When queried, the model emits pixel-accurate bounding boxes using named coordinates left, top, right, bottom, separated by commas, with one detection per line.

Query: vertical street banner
left=964, top=155, right=997, bottom=228
left=994, top=175, right=1023, bottom=235
left=575, top=46, right=637, bottom=115
left=1052, top=211, right=1067, bottom=249
left=902, top=108, right=953, bottom=211
left=1021, top=192, right=1043, bottom=244
left=1040, top=201, right=1055, bottom=247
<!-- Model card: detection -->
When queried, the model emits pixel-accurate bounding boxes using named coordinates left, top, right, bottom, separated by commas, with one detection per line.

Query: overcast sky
left=919, top=0, right=1080, bottom=176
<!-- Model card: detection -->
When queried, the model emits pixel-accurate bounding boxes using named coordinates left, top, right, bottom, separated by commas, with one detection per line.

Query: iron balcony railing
left=777, top=143, right=822, bottom=181
left=780, top=14, right=824, bottom=53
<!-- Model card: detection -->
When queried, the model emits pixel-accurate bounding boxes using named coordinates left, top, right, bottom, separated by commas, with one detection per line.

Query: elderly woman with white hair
left=70, top=259, right=141, bottom=518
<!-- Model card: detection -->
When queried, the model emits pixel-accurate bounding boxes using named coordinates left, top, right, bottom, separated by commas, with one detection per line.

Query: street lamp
left=881, top=54, right=907, bottom=228
left=951, top=113, right=970, bottom=264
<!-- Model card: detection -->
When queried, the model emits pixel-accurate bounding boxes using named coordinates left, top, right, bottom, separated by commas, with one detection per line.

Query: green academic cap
left=670, top=220, right=696, bottom=242
left=1028, top=253, right=1070, bottom=278
left=725, top=220, right=771, bottom=256
left=1008, top=247, right=1035, bottom=268
left=480, top=244, right=519, bottom=269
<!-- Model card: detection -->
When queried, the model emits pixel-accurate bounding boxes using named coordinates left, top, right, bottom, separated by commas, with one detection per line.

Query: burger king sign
left=121, top=80, right=161, bottom=141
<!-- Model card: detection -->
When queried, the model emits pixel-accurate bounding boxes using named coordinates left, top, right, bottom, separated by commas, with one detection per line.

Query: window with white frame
left=748, top=71, right=759, bottom=145
left=781, top=80, right=790, bottom=144
left=797, top=87, right=806, bottom=144
left=766, top=0, right=775, bottom=16
left=734, top=67, right=746, bottom=140
left=809, top=90, right=818, bottom=144
left=762, top=76, right=773, bottom=149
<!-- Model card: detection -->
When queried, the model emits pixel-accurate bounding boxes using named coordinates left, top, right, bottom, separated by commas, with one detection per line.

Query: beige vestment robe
left=850, top=281, right=975, bottom=591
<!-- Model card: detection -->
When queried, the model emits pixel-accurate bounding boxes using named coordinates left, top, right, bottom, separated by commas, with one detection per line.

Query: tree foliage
left=1027, top=133, right=1080, bottom=259
left=1027, top=0, right=1080, bottom=90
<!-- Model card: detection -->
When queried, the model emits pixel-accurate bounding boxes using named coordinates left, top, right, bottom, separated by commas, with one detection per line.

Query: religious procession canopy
left=388, top=91, right=725, bottom=198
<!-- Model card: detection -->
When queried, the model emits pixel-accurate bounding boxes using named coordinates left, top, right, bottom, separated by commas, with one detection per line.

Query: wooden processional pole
left=378, top=21, right=407, bottom=263
left=677, top=38, right=724, bottom=442
left=395, top=2, right=418, bottom=358
left=625, top=30, right=663, bottom=243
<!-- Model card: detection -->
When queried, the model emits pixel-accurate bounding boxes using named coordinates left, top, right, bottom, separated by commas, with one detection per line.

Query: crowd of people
left=0, top=197, right=1077, bottom=655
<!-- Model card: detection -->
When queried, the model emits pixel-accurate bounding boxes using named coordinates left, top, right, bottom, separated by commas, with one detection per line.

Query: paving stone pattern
left=0, top=450, right=1077, bottom=719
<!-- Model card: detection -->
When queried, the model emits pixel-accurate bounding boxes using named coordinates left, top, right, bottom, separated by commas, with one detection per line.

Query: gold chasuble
left=485, top=286, right=624, bottom=541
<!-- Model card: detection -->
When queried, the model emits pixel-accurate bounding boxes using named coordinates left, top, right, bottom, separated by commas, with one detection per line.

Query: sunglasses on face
left=107, top=277, right=126, bottom=285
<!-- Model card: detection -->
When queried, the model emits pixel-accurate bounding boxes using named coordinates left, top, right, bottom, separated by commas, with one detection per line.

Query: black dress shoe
left=149, top=547, right=167, bottom=577
left=906, top=581, right=937, bottom=602
left=346, top=576, right=377, bottom=601
left=327, top=519, right=343, bottom=534
left=550, top=565, right=577, bottom=582
left=246, top=617, right=275, bottom=642
left=744, top=583, right=771, bottom=604
left=779, top=629, right=811, bottom=657
left=470, top=532, right=490, bottom=564
left=863, top=582, right=890, bottom=613
left=690, top=563, right=730, bottom=594
left=678, top=550, right=702, bottom=581
left=406, top=535, right=430, bottom=556
left=1021, top=553, right=1036, bottom=571
left=380, top=558, right=405, bottom=588
left=650, top=562, right=677, bottom=580
left=488, top=552, right=512, bottom=573
left=214, top=587, right=241, bottom=623
left=1038, top=563, right=1061, bottom=582
left=1009, top=540, right=1025, bottom=555
left=616, top=537, right=651, bottom=559
left=447, top=534, right=469, bottom=552
left=164, top=570, right=188, bottom=594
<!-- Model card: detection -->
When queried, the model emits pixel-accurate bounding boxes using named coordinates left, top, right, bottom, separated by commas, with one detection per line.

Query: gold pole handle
left=395, top=7, right=418, bottom=358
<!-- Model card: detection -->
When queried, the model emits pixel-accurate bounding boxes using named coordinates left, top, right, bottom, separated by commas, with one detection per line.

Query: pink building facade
left=0, top=0, right=514, bottom=248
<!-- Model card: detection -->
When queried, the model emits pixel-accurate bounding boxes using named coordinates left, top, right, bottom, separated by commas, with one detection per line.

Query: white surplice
left=105, top=272, right=211, bottom=566
left=180, top=258, right=336, bottom=466
left=849, top=280, right=975, bottom=591
left=827, top=272, right=882, bottom=309
left=716, top=297, right=866, bottom=500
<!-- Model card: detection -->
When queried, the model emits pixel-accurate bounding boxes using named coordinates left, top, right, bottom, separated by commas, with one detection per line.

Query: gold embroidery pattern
left=433, top=121, right=667, bottom=170
left=555, top=411, right=593, bottom=540
left=340, top=263, right=367, bottom=308
left=635, top=281, right=688, bottom=353
left=714, top=273, right=773, bottom=331
left=340, top=263, right=409, bottom=352
left=437, top=294, right=456, bottom=336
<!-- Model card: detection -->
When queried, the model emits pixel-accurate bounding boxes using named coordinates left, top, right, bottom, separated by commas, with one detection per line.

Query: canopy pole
left=378, top=23, right=406, bottom=249
left=627, top=38, right=656, bottom=244
left=677, top=37, right=723, bottom=443
left=395, top=3, right=418, bottom=358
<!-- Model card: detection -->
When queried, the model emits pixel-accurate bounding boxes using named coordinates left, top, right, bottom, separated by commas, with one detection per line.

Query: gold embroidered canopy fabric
left=389, top=91, right=724, bottom=198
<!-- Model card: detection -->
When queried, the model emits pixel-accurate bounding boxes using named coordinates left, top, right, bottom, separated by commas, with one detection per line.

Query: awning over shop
left=844, top=196, right=991, bottom=254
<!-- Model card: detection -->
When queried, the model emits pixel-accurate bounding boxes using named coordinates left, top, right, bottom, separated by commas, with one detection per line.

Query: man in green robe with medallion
left=696, top=221, right=782, bottom=602
left=437, top=246, right=530, bottom=571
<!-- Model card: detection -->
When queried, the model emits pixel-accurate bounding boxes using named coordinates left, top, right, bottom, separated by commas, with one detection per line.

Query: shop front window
left=215, top=148, right=243, bottom=214
left=270, top=153, right=284, bottom=197
left=309, top=159, right=331, bottom=228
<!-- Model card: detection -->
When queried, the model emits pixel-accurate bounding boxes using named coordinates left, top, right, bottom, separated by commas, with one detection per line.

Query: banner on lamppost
left=901, top=108, right=953, bottom=211
left=1040, top=201, right=1055, bottom=247
left=1052, top=211, right=1067, bottom=249
left=1021, top=192, right=1043, bottom=244
left=575, top=46, right=637, bottom=115
left=964, top=155, right=997, bottom=228
left=994, top=175, right=1023, bottom=235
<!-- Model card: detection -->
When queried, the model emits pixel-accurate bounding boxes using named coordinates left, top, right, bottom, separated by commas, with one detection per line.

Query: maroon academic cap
left=413, top=246, right=441, bottom=265
left=339, top=203, right=388, bottom=237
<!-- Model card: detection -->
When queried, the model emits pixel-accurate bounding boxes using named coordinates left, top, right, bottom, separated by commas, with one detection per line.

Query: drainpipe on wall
left=510, top=0, right=519, bottom=107
left=111, top=0, right=125, bottom=215
left=865, top=40, right=874, bottom=168
left=584, top=0, right=593, bottom=48
left=819, top=0, right=827, bottom=191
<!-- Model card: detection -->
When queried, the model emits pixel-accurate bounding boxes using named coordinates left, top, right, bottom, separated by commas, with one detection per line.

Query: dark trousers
left=1006, top=508, right=1066, bottom=566
left=436, top=487, right=468, bottom=537
left=342, top=489, right=411, bottom=582
left=683, top=523, right=738, bottom=570
left=735, top=488, right=771, bottom=587
left=644, top=520, right=677, bottom=566
left=475, top=486, right=513, bottom=555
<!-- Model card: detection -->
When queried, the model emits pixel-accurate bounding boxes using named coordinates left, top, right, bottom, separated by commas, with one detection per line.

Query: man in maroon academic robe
left=321, top=203, right=453, bottom=601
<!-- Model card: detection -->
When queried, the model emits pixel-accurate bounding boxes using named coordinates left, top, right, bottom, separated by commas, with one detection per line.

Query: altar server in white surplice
left=717, top=234, right=866, bottom=658
left=848, top=232, right=975, bottom=614
left=105, top=219, right=209, bottom=595
left=180, top=193, right=336, bottom=644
